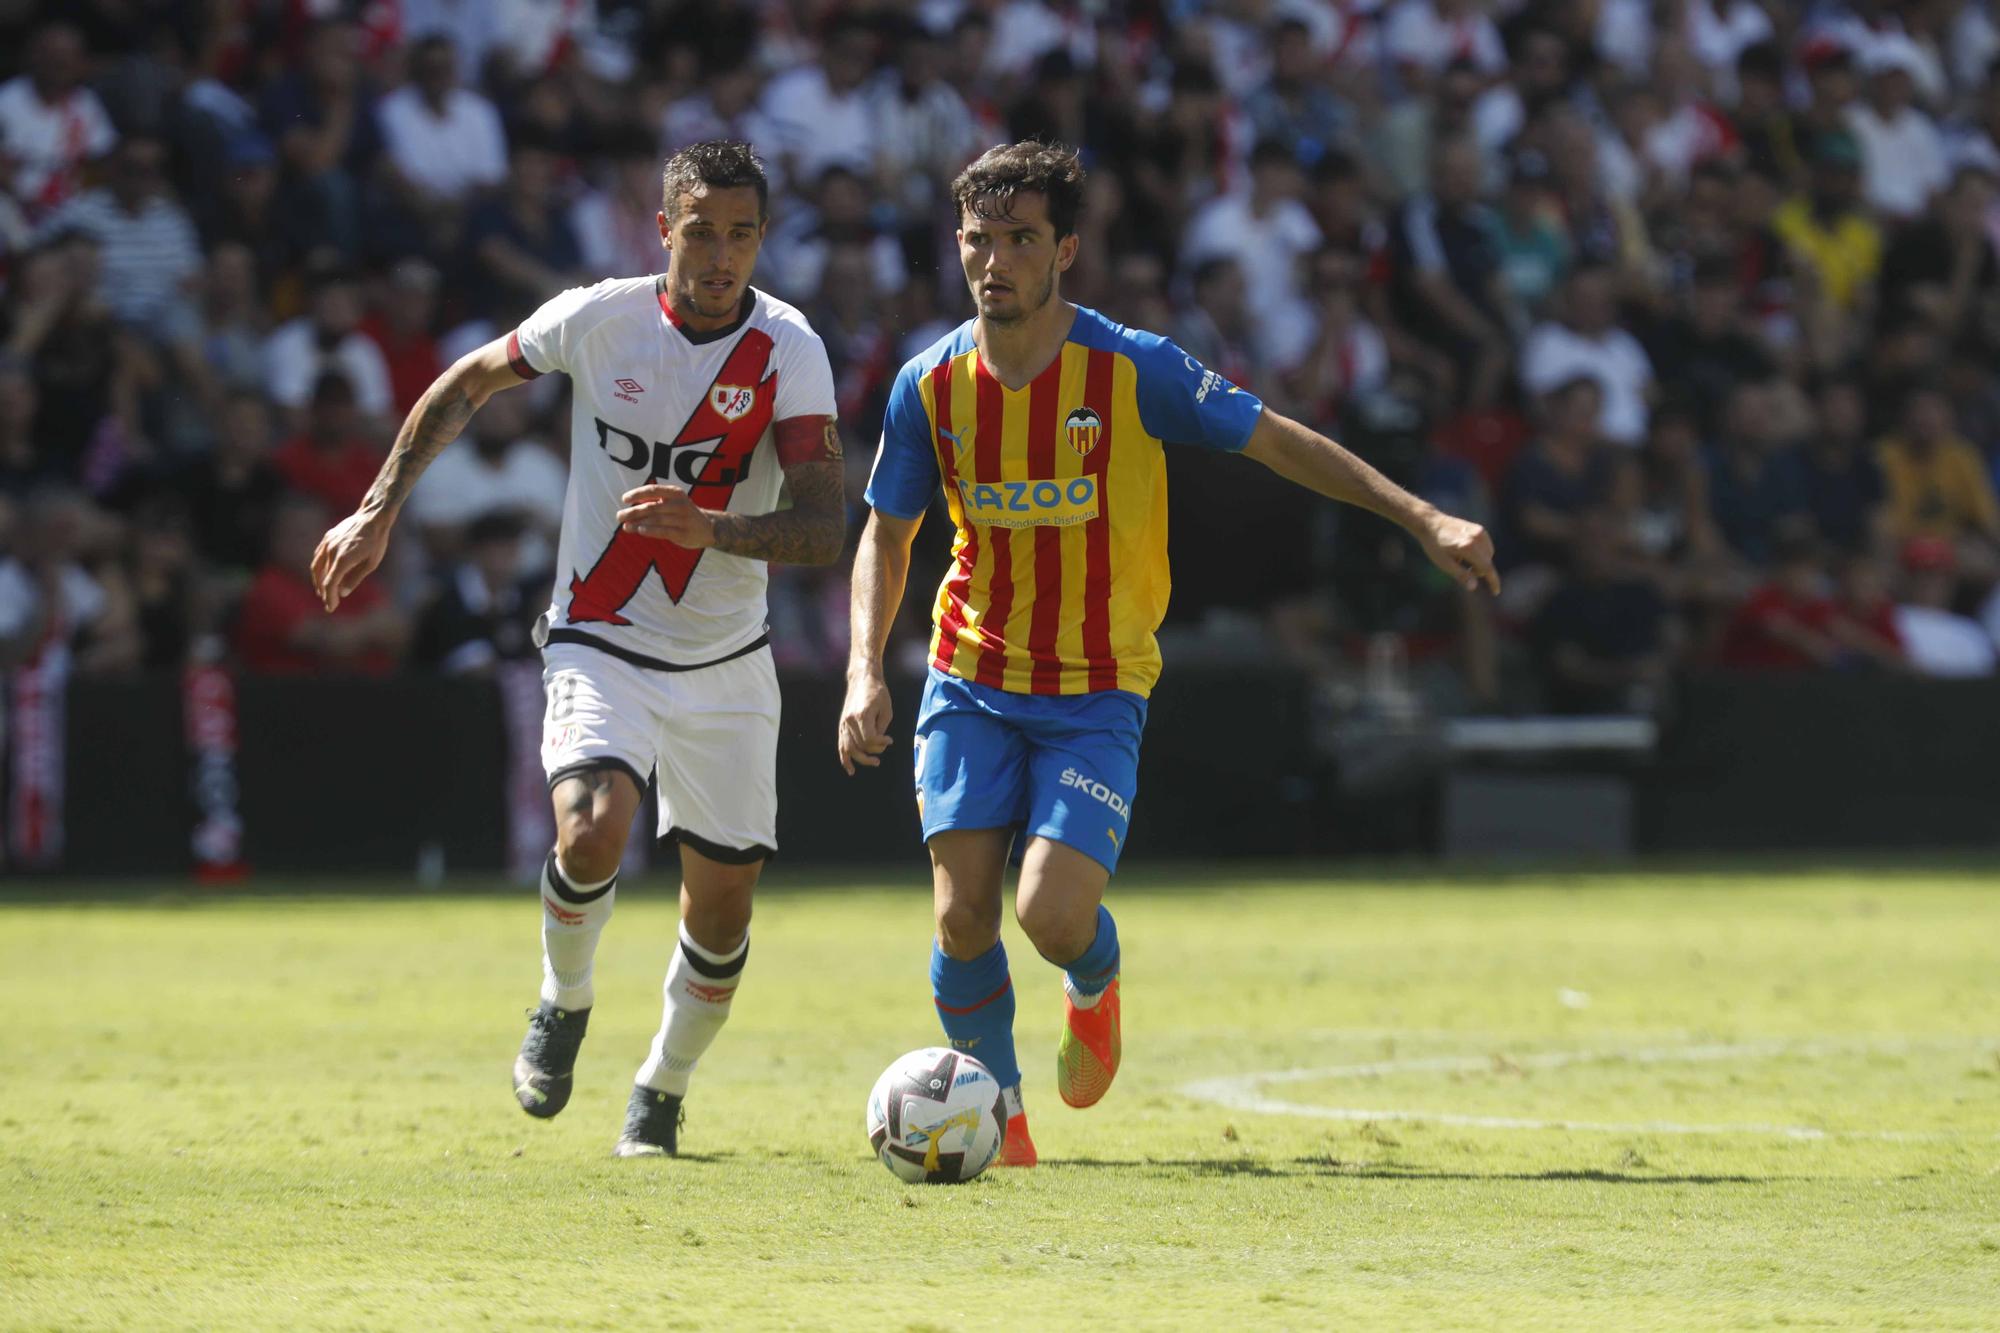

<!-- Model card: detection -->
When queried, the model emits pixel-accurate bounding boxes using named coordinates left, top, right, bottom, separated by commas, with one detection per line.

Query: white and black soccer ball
left=865, top=1047, right=1007, bottom=1184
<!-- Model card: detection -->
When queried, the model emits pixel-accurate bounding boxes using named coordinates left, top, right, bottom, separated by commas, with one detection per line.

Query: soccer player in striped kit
left=840, top=142, right=1498, bottom=1164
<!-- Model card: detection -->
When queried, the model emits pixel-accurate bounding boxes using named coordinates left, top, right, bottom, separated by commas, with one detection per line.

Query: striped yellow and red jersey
left=864, top=306, right=1264, bottom=698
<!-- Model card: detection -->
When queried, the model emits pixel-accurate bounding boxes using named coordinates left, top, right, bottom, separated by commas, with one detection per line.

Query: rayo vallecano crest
left=1064, top=406, right=1102, bottom=456
left=710, top=384, right=757, bottom=421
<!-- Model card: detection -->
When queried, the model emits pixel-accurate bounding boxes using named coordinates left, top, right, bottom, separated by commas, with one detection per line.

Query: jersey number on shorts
left=567, top=329, right=778, bottom=620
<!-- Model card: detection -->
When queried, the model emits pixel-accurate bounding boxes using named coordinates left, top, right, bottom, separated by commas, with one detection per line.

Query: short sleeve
left=1125, top=331, right=1264, bottom=453
left=772, top=323, right=838, bottom=421
left=510, top=285, right=599, bottom=377
left=863, top=360, right=940, bottom=519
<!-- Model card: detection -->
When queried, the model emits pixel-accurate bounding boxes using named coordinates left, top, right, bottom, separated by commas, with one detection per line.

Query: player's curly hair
left=661, top=140, right=769, bottom=223
left=950, top=140, right=1087, bottom=239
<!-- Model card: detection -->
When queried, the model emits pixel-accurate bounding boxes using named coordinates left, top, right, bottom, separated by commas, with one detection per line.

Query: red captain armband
left=505, top=330, right=541, bottom=380
left=774, top=414, right=842, bottom=467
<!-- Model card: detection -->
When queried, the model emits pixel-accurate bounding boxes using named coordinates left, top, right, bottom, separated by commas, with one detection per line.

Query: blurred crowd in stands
left=6, top=0, right=2000, bottom=715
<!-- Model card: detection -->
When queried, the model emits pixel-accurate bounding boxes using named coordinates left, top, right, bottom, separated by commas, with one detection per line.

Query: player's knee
left=1015, top=894, right=1094, bottom=964
left=681, top=905, right=750, bottom=956
left=555, top=816, right=625, bottom=885
left=935, top=895, right=1001, bottom=960
left=682, top=879, right=756, bottom=950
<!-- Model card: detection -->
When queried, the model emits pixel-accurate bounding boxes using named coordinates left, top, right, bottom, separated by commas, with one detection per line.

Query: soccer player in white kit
left=311, top=142, right=846, bottom=1156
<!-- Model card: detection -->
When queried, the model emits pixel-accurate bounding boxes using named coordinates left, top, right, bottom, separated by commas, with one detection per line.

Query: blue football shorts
left=911, top=667, right=1147, bottom=873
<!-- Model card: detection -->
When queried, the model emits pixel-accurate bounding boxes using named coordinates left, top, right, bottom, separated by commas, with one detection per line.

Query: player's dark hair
left=661, top=140, right=769, bottom=223
left=950, top=140, right=1087, bottom=240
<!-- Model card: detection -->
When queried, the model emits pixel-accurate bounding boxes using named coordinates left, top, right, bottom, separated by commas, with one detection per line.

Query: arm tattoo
left=359, top=379, right=478, bottom=517
left=708, top=458, right=847, bottom=566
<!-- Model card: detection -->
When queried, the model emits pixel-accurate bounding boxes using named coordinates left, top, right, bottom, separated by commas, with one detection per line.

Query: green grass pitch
left=3, top=864, right=1997, bottom=1330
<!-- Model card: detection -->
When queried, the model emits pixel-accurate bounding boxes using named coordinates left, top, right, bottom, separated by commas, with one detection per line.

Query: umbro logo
left=614, top=378, right=644, bottom=403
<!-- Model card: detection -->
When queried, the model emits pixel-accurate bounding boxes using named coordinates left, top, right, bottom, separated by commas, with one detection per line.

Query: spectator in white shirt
left=1171, top=257, right=1263, bottom=392
left=869, top=21, right=981, bottom=220
left=661, top=64, right=771, bottom=158
left=1288, top=247, right=1391, bottom=419
left=1384, top=0, right=1507, bottom=86
left=757, top=15, right=880, bottom=188
left=396, top=0, right=505, bottom=85
left=1806, top=6, right=1949, bottom=109
left=1521, top=264, right=1656, bottom=447
left=376, top=35, right=508, bottom=207
left=1898, top=536, right=1996, bottom=676
left=984, top=0, right=1098, bottom=86
left=761, top=165, right=908, bottom=307
left=0, top=487, right=117, bottom=670
left=406, top=388, right=564, bottom=574
left=39, top=136, right=203, bottom=340
left=0, top=24, right=117, bottom=219
left=262, top=268, right=394, bottom=430
left=1847, top=39, right=1949, bottom=221
left=1943, top=65, right=2000, bottom=183
left=1181, top=139, right=1324, bottom=372
left=572, top=128, right=673, bottom=280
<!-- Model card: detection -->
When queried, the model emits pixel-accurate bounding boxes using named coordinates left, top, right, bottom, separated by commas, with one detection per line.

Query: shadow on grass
left=600, top=1151, right=735, bottom=1165
left=1037, top=1157, right=1808, bottom=1184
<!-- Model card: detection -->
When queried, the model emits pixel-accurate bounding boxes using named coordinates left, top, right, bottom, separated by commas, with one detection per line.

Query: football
left=865, top=1047, right=1008, bottom=1184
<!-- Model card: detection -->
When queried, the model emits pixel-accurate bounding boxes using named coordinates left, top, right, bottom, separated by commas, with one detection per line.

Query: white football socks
left=1063, top=973, right=1108, bottom=1010
left=539, top=851, right=616, bottom=1010
left=635, top=922, right=748, bottom=1096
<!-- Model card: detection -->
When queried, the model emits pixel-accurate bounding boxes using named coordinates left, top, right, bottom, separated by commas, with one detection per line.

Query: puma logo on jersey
left=938, top=425, right=970, bottom=458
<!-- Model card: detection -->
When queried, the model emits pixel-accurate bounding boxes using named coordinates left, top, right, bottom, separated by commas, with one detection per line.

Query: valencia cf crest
left=710, top=384, right=757, bottom=421
left=1064, top=406, right=1102, bottom=456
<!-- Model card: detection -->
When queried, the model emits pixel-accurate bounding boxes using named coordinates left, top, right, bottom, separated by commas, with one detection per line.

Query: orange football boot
left=996, top=1109, right=1038, bottom=1167
left=1057, top=977, right=1121, bottom=1108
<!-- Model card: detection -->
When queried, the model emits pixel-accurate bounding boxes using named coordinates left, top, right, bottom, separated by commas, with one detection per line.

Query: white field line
left=1179, top=1037, right=2000, bottom=1142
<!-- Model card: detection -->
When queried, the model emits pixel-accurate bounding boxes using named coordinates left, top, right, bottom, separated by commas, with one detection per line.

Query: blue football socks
left=1063, top=905, right=1120, bottom=999
left=930, top=939, right=1021, bottom=1090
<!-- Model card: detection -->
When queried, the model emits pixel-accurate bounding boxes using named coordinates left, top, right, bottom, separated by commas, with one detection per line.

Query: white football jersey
left=509, top=278, right=837, bottom=665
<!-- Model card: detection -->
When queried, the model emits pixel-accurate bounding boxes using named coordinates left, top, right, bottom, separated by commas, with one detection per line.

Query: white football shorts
left=539, top=639, right=780, bottom=861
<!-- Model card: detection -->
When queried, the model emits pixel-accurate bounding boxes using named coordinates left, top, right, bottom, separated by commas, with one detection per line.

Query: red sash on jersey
left=566, top=328, right=777, bottom=620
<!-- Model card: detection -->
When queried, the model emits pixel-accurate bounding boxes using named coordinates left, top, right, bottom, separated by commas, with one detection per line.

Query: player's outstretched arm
left=615, top=418, right=847, bottom=566
left=311, top=338, right=527, bottom=611
left=1242, top=408, right=1500, bottom=595
left=839, top=508, right=922, bottom=775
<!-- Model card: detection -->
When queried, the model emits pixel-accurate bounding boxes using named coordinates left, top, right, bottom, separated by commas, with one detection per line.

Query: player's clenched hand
left=311, top=511, right=393, bottom=612
left=1419, top=512, right=1501, bottom=595
left=618, top=484, right=716, bottom=548
left=838, top=674, right=894, bottom=775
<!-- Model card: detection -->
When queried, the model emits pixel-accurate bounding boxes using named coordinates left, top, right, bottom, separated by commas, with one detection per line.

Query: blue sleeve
left=1125, top=330, right=1264, bottom=452
left=863, top=361, right=940, bottom=519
